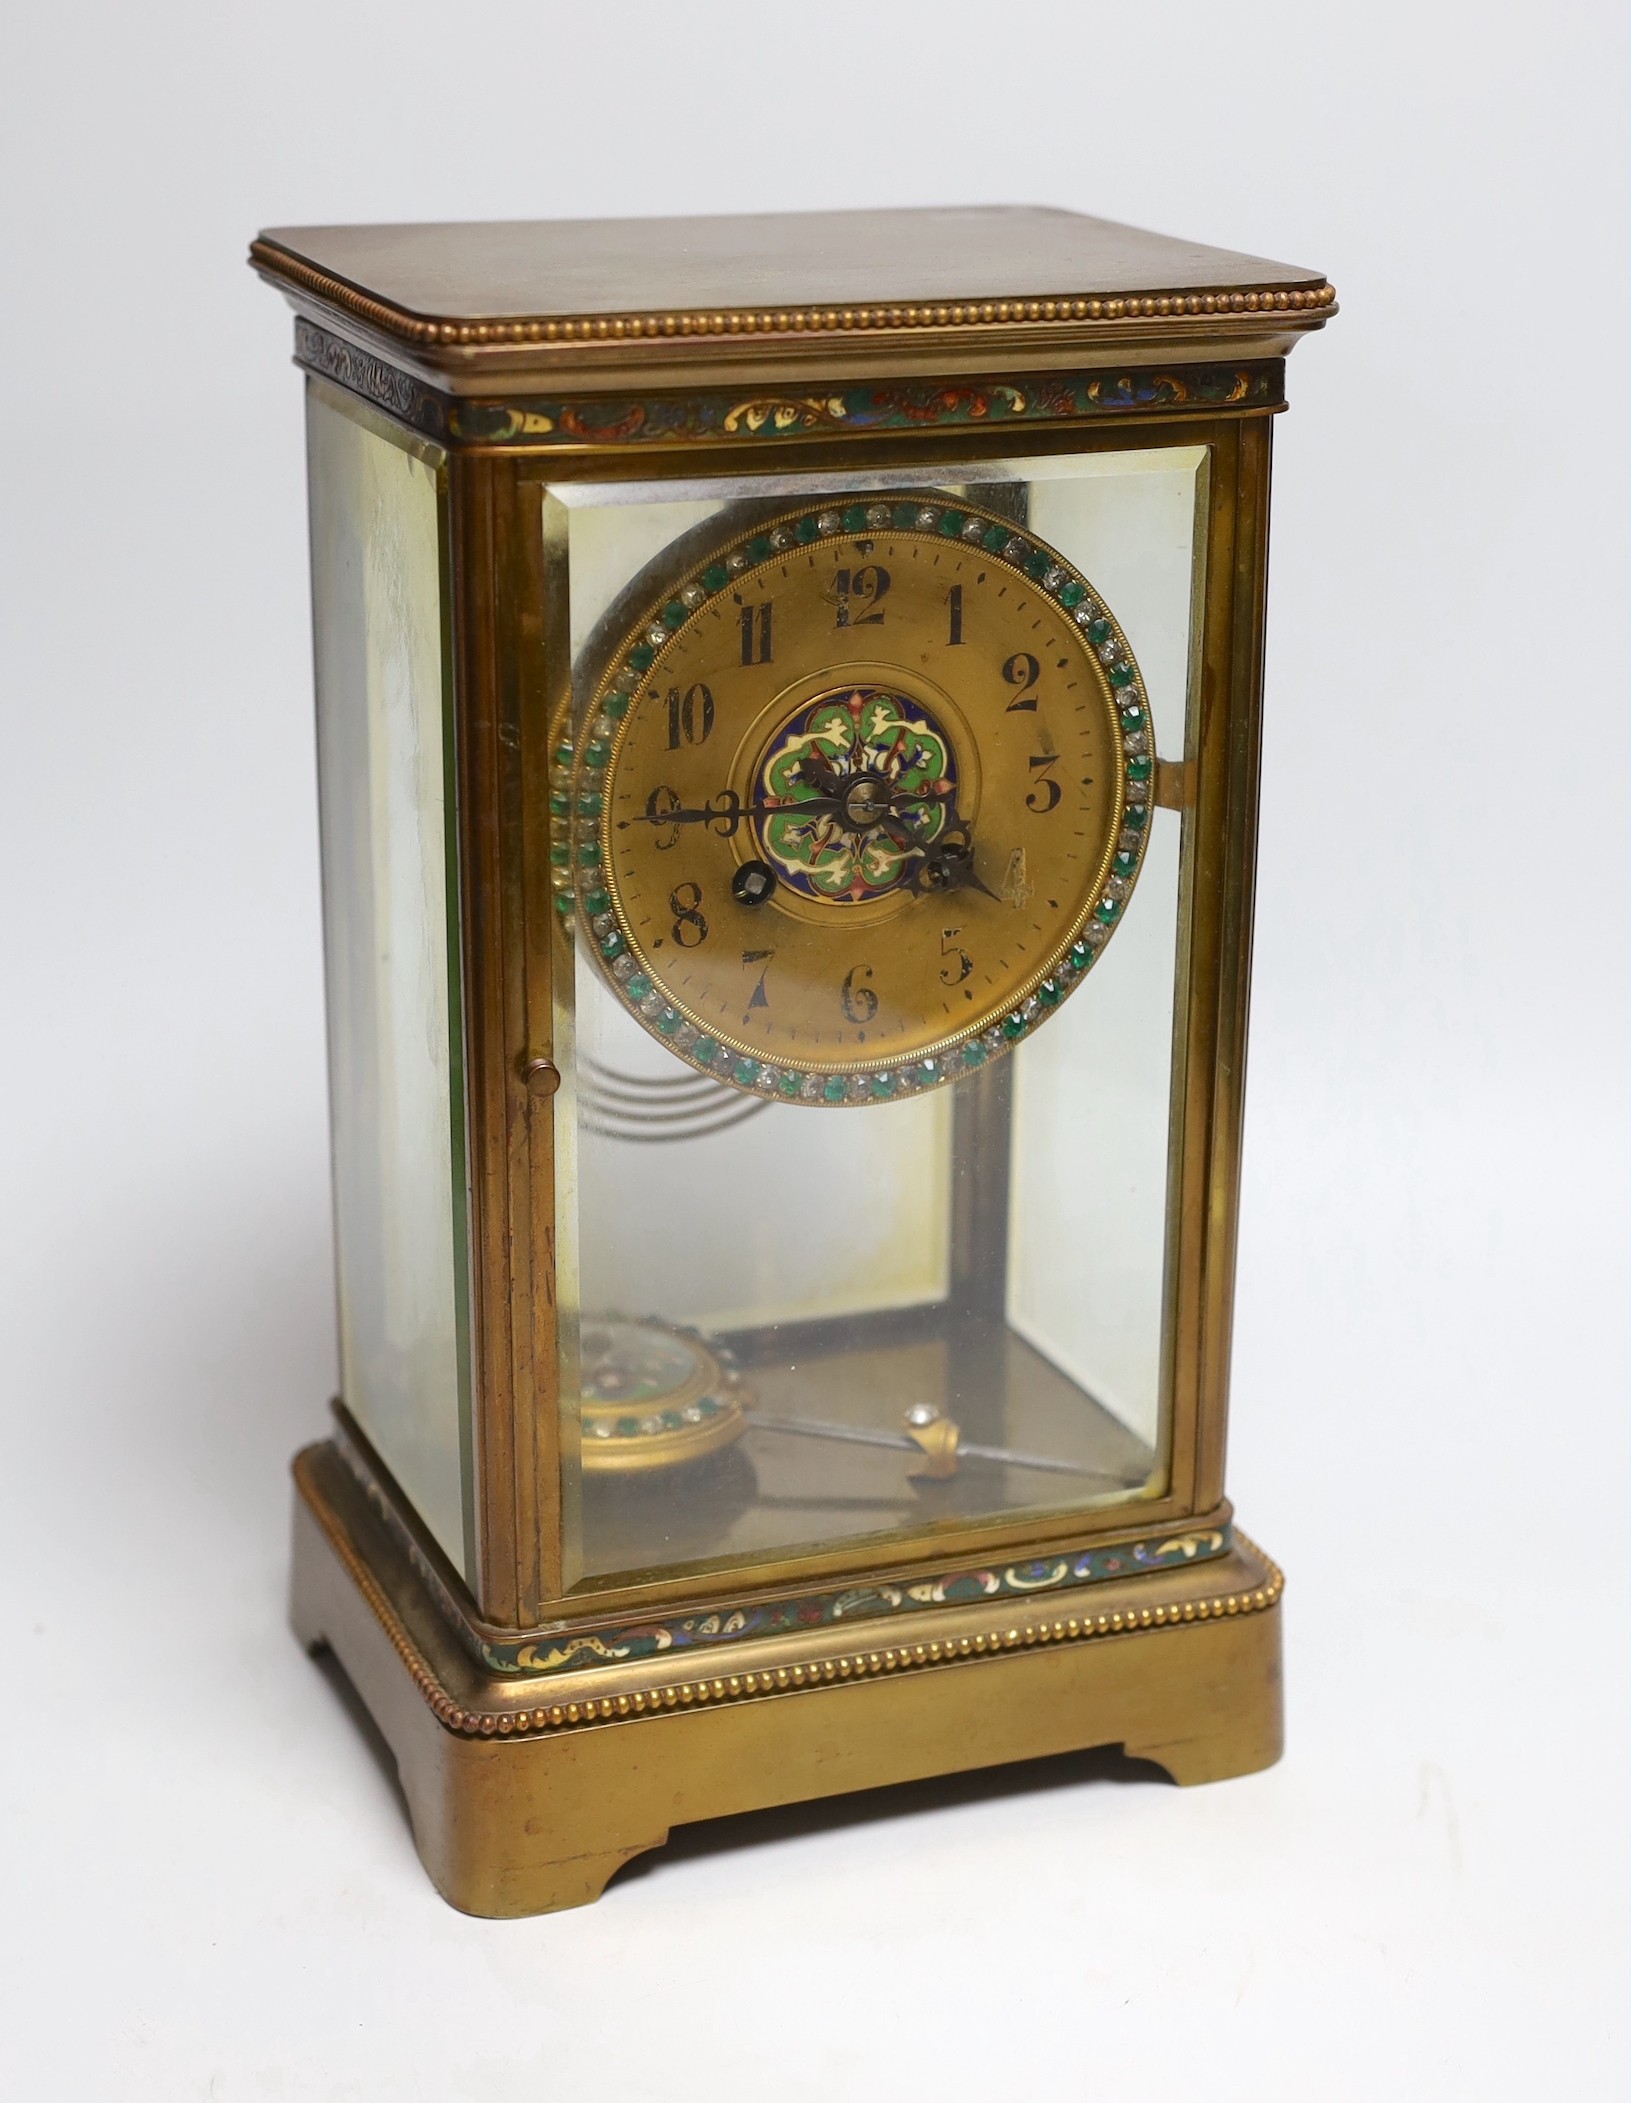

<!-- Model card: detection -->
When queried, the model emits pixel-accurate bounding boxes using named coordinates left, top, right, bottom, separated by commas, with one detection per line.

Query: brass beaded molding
left=250, top=241, right=1336, bottom=350
left=303, top=1455, right=1283, bottom=1743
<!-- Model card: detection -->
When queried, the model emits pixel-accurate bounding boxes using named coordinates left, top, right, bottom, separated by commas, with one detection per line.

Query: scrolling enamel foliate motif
left=754, top=688, right=958, bottom=903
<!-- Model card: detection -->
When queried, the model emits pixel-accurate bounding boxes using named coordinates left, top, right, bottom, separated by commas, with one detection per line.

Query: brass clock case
left=258, top=199, right=1337, bottom=1919
left=561, top=495, right=1156, bottom=1104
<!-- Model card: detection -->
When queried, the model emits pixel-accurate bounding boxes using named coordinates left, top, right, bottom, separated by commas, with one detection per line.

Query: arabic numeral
left=939, top=927, right=973, bottom=985
left=1003, top=652, right=1040, bottom=711
left=1026, top=754, right=1062, bottom=812
left=833, top=565, right=890, bottom=627
left=645, top=783, right=682, bottom=849
left=840, top=963, right=879, bottom=1024
left=665, top=683, right=715, bottom=749
left=669, top=880, right=709, bottom=947
left=739, top=602, right=774, bottom=665
left=742, top=947, right=774, bottom=1018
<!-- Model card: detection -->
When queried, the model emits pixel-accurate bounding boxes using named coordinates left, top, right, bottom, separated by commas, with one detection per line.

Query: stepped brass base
left=290, top=1439, right=1284, bottom=1917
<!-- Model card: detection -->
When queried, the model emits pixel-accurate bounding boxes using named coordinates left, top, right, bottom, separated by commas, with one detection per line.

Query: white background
left=2, top=4, right=1625, bottom=2097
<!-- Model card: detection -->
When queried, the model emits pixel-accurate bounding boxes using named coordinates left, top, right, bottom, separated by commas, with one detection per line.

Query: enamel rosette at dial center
left=749, top=683, right=961, bottom=904
left=568, top=495, right=1157, bottom=1106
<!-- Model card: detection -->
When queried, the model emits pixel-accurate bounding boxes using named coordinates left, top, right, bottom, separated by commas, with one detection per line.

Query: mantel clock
left=251, top=206, right=1335, bottom=1915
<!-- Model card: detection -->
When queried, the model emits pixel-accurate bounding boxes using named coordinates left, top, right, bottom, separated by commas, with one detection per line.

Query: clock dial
left=563, top=496, right=1155, bottom=1104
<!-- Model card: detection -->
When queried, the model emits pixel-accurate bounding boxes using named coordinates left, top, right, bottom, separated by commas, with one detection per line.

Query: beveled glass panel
left=308, top=387, right=471, bottom=1575
left=546, top=446, right=1204, bottom=1584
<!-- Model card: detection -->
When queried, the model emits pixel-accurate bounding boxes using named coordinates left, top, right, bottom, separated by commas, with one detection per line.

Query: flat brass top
left=255, top=206, right=1324, bottom=330
left=250, top=206, right=1334, bottom=388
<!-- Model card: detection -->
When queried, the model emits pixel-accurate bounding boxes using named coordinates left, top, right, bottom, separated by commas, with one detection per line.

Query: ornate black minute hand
left=617, top=784, right=964, bottom=836
left=617, top=789, right=859, bottom=836
left=798, top=746, right=847, bottom=800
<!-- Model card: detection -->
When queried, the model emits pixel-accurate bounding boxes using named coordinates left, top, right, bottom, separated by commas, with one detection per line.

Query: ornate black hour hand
left=797, top=746, right=846, bottom=800
left=902, top=821, right=1001, bottom=901
left=618, top=788, right=851, bottom=836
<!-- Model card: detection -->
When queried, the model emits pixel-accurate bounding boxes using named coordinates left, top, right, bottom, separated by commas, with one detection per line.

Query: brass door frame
left=435, top=403, right=1274, bottom=1629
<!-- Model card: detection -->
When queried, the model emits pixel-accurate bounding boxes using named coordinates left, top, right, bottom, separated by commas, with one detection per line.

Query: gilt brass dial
left=563, top=495, right=1156, bottom=1104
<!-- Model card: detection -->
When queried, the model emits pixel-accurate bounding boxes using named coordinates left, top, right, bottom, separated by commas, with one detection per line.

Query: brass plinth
left=291, top=1440, right=1284, bottom=1918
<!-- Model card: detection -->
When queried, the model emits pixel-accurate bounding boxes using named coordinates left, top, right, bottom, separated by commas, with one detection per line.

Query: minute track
left=566, top=493, right=1156, bottom=1105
